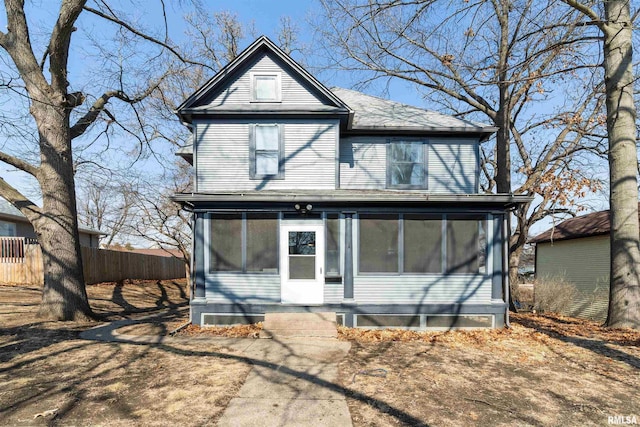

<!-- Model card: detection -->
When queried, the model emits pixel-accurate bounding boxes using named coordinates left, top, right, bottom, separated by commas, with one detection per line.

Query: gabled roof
left=331, top=87, right=497, bottom=137
left=176, top=36, right=351, bottom=120
left=529, top=204, right=640, bottom=244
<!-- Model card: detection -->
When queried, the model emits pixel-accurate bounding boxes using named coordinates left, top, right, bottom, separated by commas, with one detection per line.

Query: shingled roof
left=529, top=204, right=640, bottom=244
left=330, top=87, right=496, bottom=135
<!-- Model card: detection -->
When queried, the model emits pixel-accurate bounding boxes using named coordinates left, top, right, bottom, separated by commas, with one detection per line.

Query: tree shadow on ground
left=512, top=314, right=640, bottom=370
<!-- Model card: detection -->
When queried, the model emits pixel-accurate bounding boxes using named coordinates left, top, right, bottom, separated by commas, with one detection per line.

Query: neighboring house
left=0, top=199, right=102, bottom=248
left=529, top=207, right=625, bottom=321
left=173, top=36, right=530, bottom=329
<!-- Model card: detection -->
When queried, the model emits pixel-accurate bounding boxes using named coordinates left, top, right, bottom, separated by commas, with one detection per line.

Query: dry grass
left=2, top=280, right=639, bottom=426
left=0, top=280, right=251, bottom=426
left=337, top=312, right=640, bottom=426
left=533, top=277, right=578, bottom=313
left=179, top=323, right=263, bottom=338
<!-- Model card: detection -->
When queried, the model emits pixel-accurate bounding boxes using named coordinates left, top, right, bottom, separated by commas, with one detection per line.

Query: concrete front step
left=260, top=312, right=338, bottom=338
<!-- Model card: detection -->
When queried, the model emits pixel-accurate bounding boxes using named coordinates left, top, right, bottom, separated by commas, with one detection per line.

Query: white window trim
left=250, top=72, right=282, bottom=102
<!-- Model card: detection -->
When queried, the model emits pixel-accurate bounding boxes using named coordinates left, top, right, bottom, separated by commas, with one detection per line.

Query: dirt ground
left=1, top=280, right=639, bottom=426
left=0, top=280, right=251, bottom=426
left=337, top=313, right=640, bottom=426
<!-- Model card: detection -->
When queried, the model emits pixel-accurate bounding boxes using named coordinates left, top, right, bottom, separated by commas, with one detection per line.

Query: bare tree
left=126, top=161, right=193, bottom=289
left=0, top=0, right=189, bottom=320
left=76, top=170, right=135, bottom=247
left=315, top=0, right=607, bottom=303
left=560, top=0, right=639, bottom=329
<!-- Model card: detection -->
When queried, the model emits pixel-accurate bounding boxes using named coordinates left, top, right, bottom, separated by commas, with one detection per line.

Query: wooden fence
left=0, top=238, right=186, bottom=285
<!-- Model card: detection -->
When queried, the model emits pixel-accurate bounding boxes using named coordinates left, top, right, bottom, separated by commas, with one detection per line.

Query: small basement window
left=355, top=314, right=421, bottom=328
left=426, top=315, right=493, bottom=329
left=202, top=314, right=265, bottom=326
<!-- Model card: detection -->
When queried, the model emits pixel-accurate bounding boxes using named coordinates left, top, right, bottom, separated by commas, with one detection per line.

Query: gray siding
left=339, top=137, right=479, bottom=193
left=206, top=52, right=328, bottom=107
left=429, top=139, right=478, bottom=193
left=324, top=281, right=343, bottom=303
left=352, top=275, right=491, bottom=304
left=536, top=236, right=609, bottom=321
left=205, top=273, right=281, bottom=303
left=196, top=119, right=339, bottom=192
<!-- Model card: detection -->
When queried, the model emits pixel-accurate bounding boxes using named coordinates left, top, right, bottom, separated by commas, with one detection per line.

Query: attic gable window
left=251, top=72, right=281, bottom=102
left=387, top=140, right=427, bottom=189
left=250, top=124, right=285, bottom=179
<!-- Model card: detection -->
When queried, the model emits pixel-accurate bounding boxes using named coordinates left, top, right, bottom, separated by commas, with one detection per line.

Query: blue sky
left=0, top=1, right=610, bottom=238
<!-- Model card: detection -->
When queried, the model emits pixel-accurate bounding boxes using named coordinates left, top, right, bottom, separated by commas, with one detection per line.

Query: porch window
left=209, top=214, right=242, bottom=272
left=325, top=215, right=341, bottom=277
left=358, top=214, right=487, bottom=274
left=251, top=73, right=281, bottom=102
left=446, top=215, right=486, bottom=274
left=250, top=124, right=284, bottom=179
left=209, top=213, right=278, bottom=273
left=403, top=215, right=442, bottom=273
left=387, top=141, right=426, bottom=189
left=359, top=214, right=398, bottom=273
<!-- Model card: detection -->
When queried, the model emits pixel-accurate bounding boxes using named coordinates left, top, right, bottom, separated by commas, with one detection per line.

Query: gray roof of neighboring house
left=0, top=199, right=23, bottom=219
left=0, top=199, right=104, bottom=236
left=330, top=87, right=496, bottom=134
left=528, top=205, right=640, bottom=244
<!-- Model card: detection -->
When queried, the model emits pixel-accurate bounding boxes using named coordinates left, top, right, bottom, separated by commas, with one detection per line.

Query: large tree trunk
left=33, top=103, right=93, bottom=321
left=603, top=0, right=640, bottom=329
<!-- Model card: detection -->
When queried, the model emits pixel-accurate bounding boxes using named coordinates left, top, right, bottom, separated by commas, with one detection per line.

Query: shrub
left=533, top=277, right=578, bottom=314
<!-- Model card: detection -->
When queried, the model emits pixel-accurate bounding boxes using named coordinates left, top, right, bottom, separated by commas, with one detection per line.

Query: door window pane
left=359, top=214, right=398, bottom=273
left=210, top=214, right=242, bottom=272
left=289, top=256, right=315, bottom=279
left=246, top=214, right=278, bottom=272
left=289, top=231, right=316, bottom=254
left=446, top=216, right=486, bottom=274
left=404, top=215, right=442, bottom=273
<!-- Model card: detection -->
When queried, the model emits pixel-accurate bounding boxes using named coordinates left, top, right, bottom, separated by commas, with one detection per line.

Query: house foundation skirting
left=190, top=300, right=506, bottom=329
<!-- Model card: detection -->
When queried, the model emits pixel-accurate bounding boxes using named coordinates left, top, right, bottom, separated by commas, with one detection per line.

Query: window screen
left=404, top=215, right=442, bottom=273
left=446, top=216, right=486, bottom=274
left=359, top=214, right=398, bottom=273
left=246, top=214, right=278, bottom=272
left=326, top=216, right=340, bottom=276
left=209, top=214, right=242, bottom=272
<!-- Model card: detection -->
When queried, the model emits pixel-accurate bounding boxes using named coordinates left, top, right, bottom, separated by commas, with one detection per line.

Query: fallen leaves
left=179, top=322, right=263, bottom=338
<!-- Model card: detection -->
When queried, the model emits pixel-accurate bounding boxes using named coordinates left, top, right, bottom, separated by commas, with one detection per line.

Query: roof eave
left=176, top=36, right=351, bottom=115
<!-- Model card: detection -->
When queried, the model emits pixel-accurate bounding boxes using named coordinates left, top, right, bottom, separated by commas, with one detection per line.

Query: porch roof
left=173, top=191, right=532, bottom=209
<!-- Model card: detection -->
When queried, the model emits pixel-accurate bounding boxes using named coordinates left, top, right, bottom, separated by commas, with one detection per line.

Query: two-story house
left=174, top=36, right=530, bottom=329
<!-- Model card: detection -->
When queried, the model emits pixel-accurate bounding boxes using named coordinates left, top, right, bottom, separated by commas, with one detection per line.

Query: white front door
left=280, top=224, right=324, bottom=304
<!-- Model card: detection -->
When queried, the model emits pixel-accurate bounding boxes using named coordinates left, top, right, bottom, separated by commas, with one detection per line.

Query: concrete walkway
left=80, top=319, right=353, bottom=426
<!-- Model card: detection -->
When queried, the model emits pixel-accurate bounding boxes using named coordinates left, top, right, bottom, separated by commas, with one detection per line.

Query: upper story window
left=251, top=72, right=281, bottom=102
left=250, top=124, right=285, bottom=179
left=387, top=140, right=427, bottom=189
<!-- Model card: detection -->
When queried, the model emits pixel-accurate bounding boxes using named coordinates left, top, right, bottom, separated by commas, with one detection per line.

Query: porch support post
left=343, top=213, right=354, bottom=300
left=491, top=214, right=504, bottom=300
left=194, top=212, right=206, bottom=299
